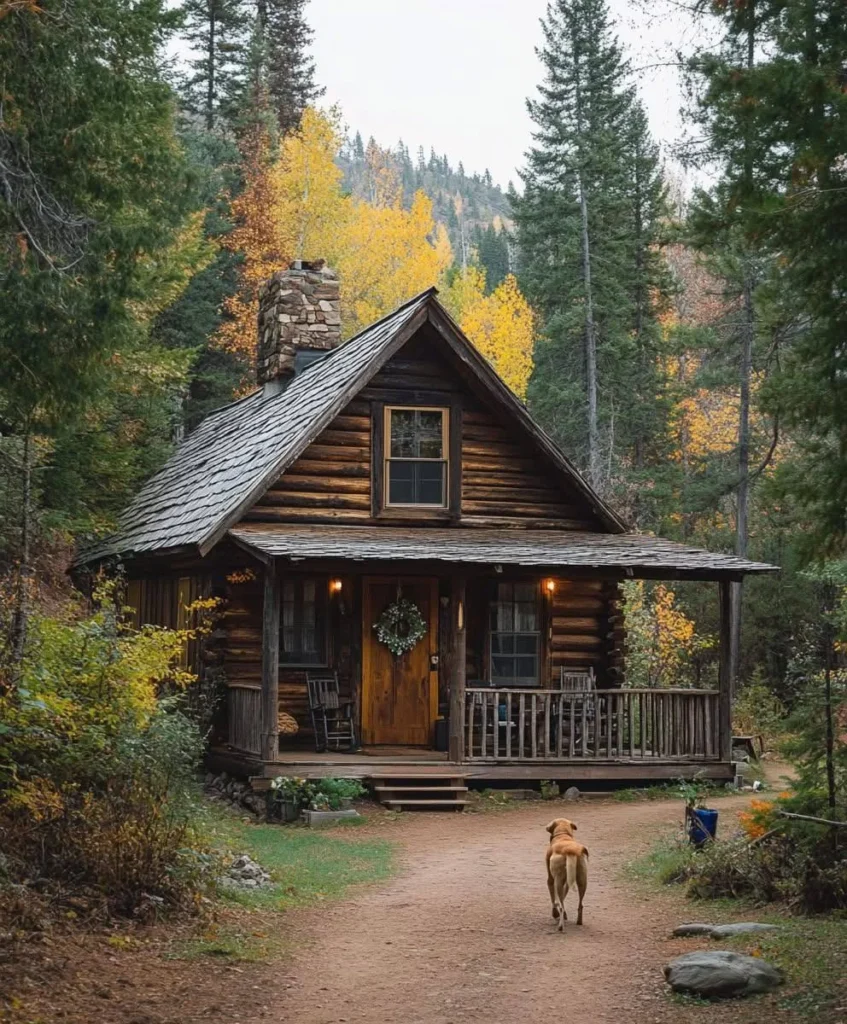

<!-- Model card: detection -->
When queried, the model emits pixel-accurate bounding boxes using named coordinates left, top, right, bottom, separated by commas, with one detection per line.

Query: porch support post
left=261, top=557, right=281, bottom=763
left=447, top=574, right=467, bottom=763
left=718, top=579, right=734, bottom=764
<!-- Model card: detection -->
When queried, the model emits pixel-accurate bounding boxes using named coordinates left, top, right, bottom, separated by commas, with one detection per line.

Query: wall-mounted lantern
left=544, top=579, right=557, bottom=595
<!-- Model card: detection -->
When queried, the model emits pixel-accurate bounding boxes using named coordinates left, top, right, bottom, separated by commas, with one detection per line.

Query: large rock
left=710, top=922, right=781, bottom=939
left=673, top=922, right=781, bottom=940
left=672, top=923, right=718, bottom=937
left=664, top=950, right=783, bottom=999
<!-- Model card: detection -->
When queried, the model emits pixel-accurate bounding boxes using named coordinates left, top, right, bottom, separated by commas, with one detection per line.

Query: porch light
left=544, top=579, right=557, bottom=595
left=330, top=579, right=343, bottom=594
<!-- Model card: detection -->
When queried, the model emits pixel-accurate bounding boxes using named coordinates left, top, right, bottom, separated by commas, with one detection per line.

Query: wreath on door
left=374, top=597, right=427, bottom=657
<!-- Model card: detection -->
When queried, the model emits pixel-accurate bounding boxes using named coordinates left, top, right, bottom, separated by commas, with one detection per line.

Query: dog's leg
left=576, top=857, right=587, bottom=926
left=555, top=875, right=568, bottom=931
left=547, top=868, right=559, bottom=919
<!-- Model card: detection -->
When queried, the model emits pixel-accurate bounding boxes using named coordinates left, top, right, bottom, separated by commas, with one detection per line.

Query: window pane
left=514, top=583, right=536, bottom=603
left=491, top=634, right=516, bottom=655
left=491, top=656, right=515, bottom=680
left=301, top=581, right=317, bottom=654
left=282, top=581, right=296, bottom=653
left=515, top=602, right=537, bottom=631
left=515, top=634, right=538, bottom=655
left=388, top=461, right=417, bottom=504
left=389, top=409, right=417, bottom=457
left=415, top=462, right=444, bottom=504
left=416, top=411, right=443, bottom=458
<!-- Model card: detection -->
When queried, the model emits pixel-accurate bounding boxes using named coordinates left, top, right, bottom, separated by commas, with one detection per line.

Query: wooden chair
left=306, top=672, right=356, bottom=753
left=558, top=668, right=597, bottom=755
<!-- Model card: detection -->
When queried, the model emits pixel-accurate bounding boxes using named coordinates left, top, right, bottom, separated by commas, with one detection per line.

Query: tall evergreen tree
left=512, top=0, right=667, bottom=494
left=181, top=0, right=250, bottom=132
left=262, top=0, right=323, bottom=136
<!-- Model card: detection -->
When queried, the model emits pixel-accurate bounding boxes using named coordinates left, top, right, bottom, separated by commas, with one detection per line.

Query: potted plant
left=268, top=776, right=308, bottom=822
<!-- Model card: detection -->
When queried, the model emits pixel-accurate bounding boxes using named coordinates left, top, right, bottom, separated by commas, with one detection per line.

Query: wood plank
left=286, top=458, right=370, bottom=476
left=718, top=581, right=734, bottom=763
left=254, top=492, right=371, bottom=511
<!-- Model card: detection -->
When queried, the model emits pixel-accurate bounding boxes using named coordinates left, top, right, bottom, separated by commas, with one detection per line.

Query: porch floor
left=207, top=746, right=734, bottom=784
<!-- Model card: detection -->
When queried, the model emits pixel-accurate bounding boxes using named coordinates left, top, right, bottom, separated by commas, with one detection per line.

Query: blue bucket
left=689, top=807, right=718, bottom=846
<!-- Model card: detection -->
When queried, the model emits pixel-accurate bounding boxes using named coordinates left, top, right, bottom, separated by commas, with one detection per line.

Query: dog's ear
left=545, top=820, right=558, bottom=835
left=570, top=821, right=577, bottom=831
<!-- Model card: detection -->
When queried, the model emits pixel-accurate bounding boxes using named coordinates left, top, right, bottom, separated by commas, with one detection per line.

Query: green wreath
left=374, top=598, right=427, bottom=656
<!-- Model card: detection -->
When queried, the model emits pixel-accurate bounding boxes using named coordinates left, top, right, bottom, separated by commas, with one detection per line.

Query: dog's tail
left=566, top=853, right=578, bottom=892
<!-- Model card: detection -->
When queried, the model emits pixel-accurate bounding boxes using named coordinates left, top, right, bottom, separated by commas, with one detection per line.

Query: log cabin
left=76, top=260, right=777, bottom=800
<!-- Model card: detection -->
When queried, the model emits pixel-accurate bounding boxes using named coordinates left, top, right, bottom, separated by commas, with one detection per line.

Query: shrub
left=732, top=680, right=787, bottom=750
left=268, top=776, right=366, bottom=815
left=0, top=583, right=211, bottom=917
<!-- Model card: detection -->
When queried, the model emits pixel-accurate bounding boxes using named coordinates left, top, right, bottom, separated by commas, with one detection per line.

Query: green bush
left=0, top=584, right=210, bottom=917
left=268, top=776, right=366, bottom=814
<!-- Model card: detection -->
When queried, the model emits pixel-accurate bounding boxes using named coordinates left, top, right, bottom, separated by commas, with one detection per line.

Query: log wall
left=242, top=332, right=604, bottom=532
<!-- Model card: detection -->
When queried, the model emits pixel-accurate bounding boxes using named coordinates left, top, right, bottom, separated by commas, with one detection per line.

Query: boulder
left=673, top=922, right=781, bottom=940
left=672, top=923, right=718, bottom=937
left=710, top=922, right=781, bottom=939
left=563, top=786, right=581, bottom=801
left=664, top=950, right=783, bottom=999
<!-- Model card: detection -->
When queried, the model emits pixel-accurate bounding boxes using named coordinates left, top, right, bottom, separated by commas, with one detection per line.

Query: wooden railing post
left=261, top=558, right=281, bottom=763
left=447, top=574, right=467, bottom=763
left=718, top=579, right=734, bottom=764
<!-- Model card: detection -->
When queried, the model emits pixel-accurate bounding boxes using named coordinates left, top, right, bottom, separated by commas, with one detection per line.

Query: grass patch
left=627, top=823, right=847, bottom=1017
left=626, top=833, right=697, bottom=885
left=722, top=916, right=847, bottom=1016
left=203, top=804, right=395, bottom=911
left=168, top=800, right=396, bottom=962
left=613, top=781, right=732, bottom=803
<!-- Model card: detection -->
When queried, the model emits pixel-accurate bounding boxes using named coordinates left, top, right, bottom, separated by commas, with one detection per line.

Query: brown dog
left=545, top=818, right=589, bottom=931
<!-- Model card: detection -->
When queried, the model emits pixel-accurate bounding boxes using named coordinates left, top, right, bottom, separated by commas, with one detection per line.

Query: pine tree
left=262, top=0, right=323, bottom=136
left=181, top=0, right=250, bottom=132
left=512, top=0, right=662, bottom=493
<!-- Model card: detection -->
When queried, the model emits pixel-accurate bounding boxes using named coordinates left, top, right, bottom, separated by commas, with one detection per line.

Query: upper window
left=489, top=582, right=541, bottom=686
left=281, top=578, right=326, bottom=665
left=385, top=406, right=448, bottom=507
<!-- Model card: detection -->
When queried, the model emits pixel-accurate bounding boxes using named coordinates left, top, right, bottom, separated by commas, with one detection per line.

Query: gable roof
left=78, top=290, right=625, bottom=565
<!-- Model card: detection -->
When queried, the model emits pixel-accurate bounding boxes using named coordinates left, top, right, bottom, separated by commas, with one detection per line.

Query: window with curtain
left=385, top=406, right=448, bottom=507
left=281, top=578, right=327, bottom=664
left=489, top=581, right=541, bottom=685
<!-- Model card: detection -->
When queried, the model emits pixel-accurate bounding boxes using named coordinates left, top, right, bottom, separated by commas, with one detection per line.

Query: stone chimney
left=257, top=259, right=341, bottom=386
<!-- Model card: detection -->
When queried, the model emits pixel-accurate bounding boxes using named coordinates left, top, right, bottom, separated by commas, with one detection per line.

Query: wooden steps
left=369, top=774, right=468, bottom=811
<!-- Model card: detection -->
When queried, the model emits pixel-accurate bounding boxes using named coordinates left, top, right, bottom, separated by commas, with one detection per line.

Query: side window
left=281, top=578, right=327, bottom=665
left=489, top=582, right=541, bottom=686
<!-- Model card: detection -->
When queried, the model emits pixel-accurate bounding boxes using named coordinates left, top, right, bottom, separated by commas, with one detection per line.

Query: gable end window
left=489, top=582, right=541, bottom=686
left=384, top=406, right=449, bottom=508
left=281, top=578, right=327, bottom=665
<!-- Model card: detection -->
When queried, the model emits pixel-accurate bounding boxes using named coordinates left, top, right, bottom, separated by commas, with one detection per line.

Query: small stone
left=563, top=786, right=581, bottom=801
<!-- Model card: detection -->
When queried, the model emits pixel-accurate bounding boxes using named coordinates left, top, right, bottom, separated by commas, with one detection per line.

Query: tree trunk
left=206, top=11, right=216, bottom=132
left=578, top=173, right=600, bottom=492
left=728, top=4, right=757, bottom=698
left=8, top=429, right=33, bottom=685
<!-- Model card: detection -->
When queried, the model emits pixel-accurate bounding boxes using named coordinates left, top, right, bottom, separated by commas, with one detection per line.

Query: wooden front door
left=362, top=577, right=438, bottom=746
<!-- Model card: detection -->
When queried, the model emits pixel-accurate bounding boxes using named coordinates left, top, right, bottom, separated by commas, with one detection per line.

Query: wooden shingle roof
left=77, top=289, right=629, bottom=564
left=79, top=292, right=435, bottom=563
left=229, top=525, right=778, bottom=581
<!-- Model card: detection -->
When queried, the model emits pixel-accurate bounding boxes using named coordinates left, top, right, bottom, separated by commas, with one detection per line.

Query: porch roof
left=228, top=525, right=778, bottom=581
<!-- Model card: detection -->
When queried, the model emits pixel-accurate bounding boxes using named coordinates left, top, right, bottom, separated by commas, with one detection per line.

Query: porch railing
left=464, top=688, right=721, bottom=762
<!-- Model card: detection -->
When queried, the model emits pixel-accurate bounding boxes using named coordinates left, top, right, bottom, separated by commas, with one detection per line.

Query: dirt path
left=260, top=795, right=753, bottom=1024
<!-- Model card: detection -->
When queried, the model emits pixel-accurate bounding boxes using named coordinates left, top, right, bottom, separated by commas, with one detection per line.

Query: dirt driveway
left=261, top=795, right=753, bottom=1024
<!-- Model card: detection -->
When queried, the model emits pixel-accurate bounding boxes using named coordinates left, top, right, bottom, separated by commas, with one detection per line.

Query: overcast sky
left=309, top=0, right=706, bottom=192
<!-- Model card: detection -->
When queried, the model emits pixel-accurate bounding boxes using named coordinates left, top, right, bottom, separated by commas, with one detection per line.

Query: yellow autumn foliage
left=442, top=267, right=535, bottom=399
left=217, top=107, right=453, bottom=362
left=623, top=579, right=711, bottom=688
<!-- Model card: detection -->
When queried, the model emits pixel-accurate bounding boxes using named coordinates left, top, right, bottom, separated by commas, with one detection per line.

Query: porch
left=216, top=524, right=777, bottom=783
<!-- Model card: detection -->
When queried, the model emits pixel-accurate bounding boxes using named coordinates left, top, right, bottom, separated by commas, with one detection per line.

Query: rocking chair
left=307, top=672, right=356, bottom=753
